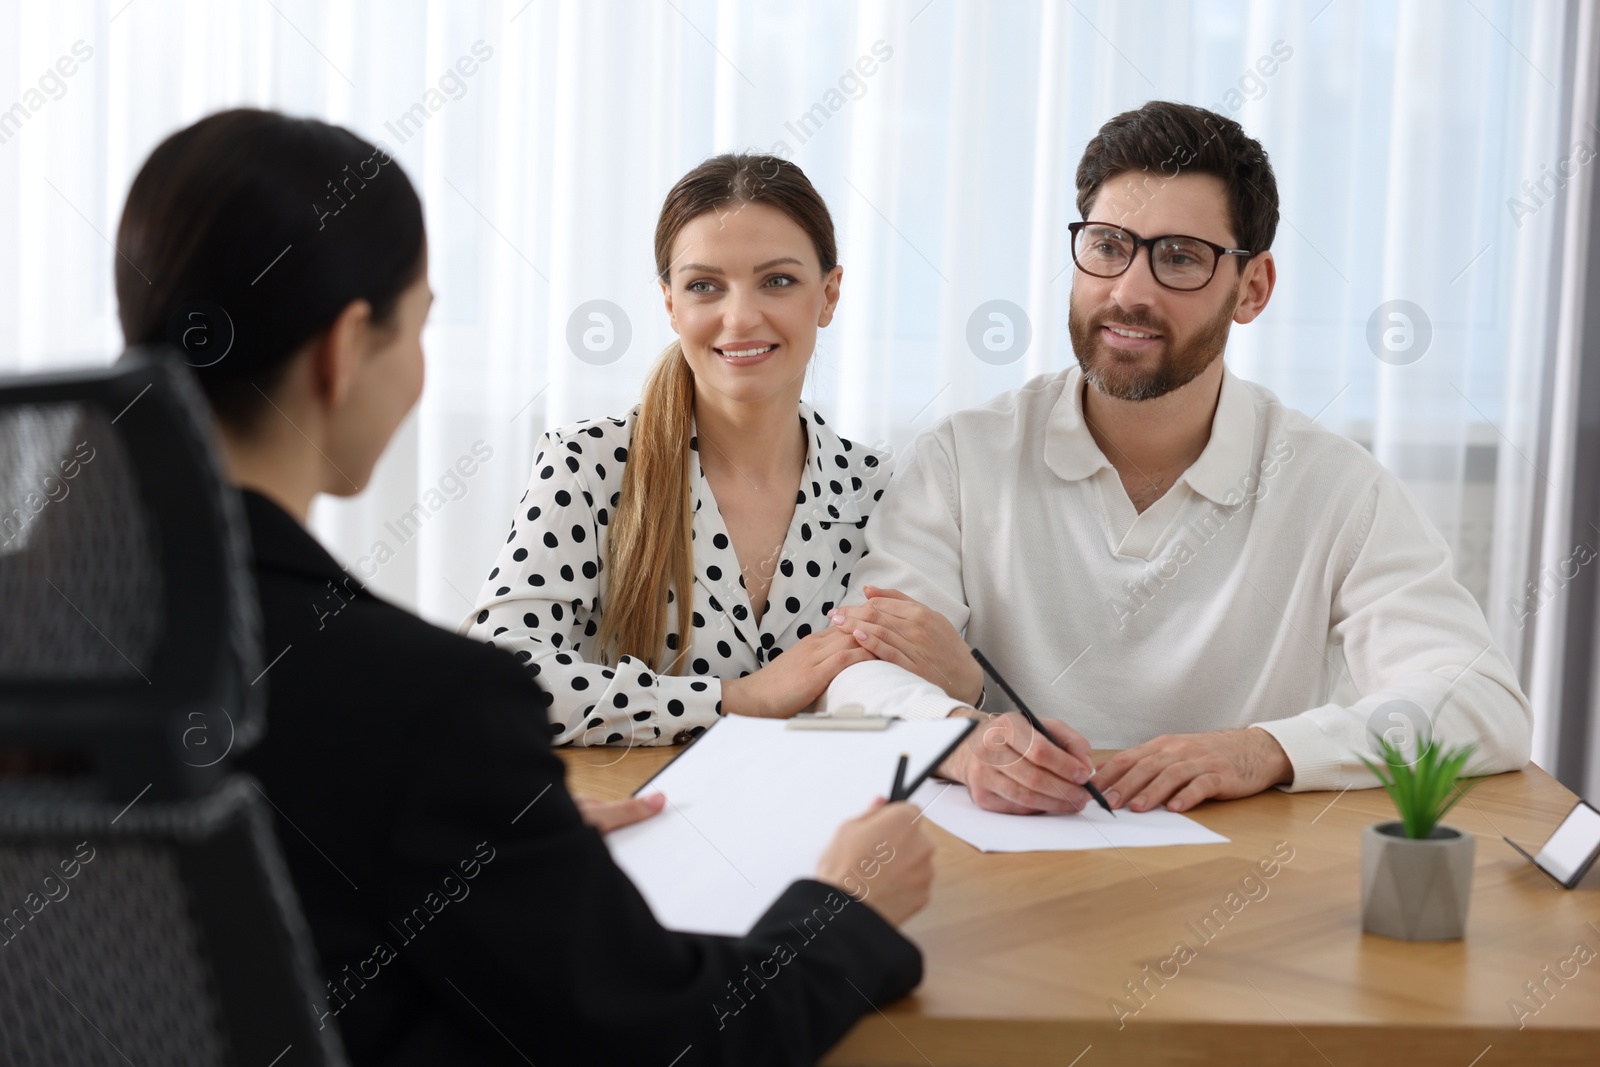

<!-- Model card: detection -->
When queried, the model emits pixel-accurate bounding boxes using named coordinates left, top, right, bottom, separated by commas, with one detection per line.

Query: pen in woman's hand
left=889, top=752, right=909, bottom=803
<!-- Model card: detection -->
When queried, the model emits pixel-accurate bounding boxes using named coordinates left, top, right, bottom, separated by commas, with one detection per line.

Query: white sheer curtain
left=0, top=0, right=1572, bottom=755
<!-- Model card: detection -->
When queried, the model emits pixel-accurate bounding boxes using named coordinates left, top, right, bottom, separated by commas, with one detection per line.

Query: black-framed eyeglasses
left=1067, top=221, right=1253, bottom=292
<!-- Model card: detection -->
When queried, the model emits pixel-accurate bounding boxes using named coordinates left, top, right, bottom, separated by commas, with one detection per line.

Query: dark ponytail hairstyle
left=115, top=108, right=426, bottom=430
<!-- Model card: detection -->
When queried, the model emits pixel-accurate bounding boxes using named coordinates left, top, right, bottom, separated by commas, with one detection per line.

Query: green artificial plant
left=1360, top=735, right=1480, bottom=840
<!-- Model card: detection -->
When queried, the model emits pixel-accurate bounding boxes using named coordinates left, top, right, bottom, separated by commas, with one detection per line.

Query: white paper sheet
left=605, top=715, right=974, bottom=936
left=910, top=779, right=1230, bottom=852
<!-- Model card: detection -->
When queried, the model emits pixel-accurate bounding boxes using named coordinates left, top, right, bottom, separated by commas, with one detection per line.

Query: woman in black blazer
left=113, top=107, right=932, bottom=1067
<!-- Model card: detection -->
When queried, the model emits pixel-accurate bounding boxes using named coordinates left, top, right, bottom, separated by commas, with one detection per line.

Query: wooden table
left=562, top=747, right=1600, bottom=1066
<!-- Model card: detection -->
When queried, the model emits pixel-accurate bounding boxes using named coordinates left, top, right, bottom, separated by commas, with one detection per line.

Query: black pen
left=970, top=648, right=1115, bottom=817
left=889, top=753, right=909, bottom=803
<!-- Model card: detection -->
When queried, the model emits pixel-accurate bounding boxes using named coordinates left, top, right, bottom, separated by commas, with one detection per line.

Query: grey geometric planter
left=1360, top=821, right=1474, bottom=940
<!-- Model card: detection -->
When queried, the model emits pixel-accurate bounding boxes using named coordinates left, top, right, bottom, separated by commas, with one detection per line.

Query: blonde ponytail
left=596, top=341, right=696, bottom=672
left=601, top=152, right=836, bottom=673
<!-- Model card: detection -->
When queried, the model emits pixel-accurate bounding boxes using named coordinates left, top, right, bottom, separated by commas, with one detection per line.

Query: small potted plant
left=1359, top=736, right=1479, bottom=941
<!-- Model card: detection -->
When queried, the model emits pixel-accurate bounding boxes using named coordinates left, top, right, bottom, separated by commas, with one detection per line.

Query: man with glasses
left=820, top=100, right=1531, bottom=815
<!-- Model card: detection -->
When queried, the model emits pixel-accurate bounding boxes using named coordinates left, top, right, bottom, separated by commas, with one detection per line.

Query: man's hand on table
left=574, top=791, right=666, bottom=834
left=936, top=710, right=1098, bottom=814
left=1093, top=728, right=1293, bottom=813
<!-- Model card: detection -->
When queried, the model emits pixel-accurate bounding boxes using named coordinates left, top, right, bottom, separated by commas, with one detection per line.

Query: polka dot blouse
left=462, top=402, right=892, bottom=746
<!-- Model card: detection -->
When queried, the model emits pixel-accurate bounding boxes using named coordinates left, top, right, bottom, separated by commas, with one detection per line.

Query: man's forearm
left=818, top=659, right=967, bottom=721
left=1251, top=669, right=1531, bottom=792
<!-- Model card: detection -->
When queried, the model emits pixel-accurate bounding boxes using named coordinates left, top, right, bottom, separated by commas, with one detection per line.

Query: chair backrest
left=0, top=777, right=345, bottom=1066
left=0, top=350, right=346, bottom=1066
left=0, top=348, right=263, bottom=798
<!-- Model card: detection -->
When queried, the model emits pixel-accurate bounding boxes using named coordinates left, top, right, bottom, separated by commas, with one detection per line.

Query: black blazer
left=234, top=490, right=921, bottom=1066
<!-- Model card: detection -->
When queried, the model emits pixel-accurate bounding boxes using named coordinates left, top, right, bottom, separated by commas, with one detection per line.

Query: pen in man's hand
left=970, top=648, right=1115, bottom=817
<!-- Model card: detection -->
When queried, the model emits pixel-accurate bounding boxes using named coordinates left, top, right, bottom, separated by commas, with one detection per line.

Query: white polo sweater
left=819, top=365, right=1532, bottom=791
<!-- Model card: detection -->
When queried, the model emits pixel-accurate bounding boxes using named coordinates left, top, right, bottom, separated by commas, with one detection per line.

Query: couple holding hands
left=465, top=98, right=1530, bottom=826
left=116, top=96, right=1529, bottom=1064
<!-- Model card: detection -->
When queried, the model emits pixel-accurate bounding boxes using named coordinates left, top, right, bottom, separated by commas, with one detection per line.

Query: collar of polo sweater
left=1043, top=364, right=1259, bottom=508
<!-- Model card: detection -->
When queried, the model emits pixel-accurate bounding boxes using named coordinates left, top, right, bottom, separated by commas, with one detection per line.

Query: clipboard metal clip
left=787, top=703, right=892, bottom=730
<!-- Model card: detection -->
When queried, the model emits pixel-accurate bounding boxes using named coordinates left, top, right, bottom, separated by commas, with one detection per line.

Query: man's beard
left=1068, top=283, right=1237, bottom=402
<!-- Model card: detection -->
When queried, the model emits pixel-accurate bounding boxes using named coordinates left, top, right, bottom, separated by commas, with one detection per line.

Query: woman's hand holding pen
left=814, top=797, right=935, bottom=927
left=936, top=711, right=1098, bottom=815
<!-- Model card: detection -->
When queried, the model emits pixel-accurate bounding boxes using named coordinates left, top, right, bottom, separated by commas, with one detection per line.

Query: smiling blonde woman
left=464, top=155, right=977, bottom=746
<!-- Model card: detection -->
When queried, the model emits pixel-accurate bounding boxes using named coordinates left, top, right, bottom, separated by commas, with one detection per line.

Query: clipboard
left=628, top=711, right=974, bottom=800
left=786, top=702, right=892, bottom=731
left=607, top=714, right=976, bottom=936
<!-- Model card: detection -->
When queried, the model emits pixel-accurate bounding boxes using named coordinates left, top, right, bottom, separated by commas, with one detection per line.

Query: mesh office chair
left=0, top=349, right=346, bottom=1066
